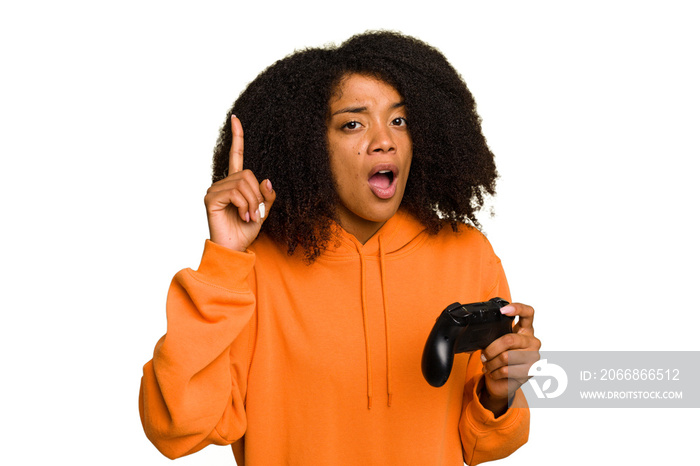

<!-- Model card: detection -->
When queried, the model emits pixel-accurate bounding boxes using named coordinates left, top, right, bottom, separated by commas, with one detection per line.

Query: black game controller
left=421, top=298, right=514, bottom=387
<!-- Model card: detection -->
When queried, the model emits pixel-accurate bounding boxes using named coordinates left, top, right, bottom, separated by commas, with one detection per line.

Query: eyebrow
left=331, top=101, right=406, bottom=116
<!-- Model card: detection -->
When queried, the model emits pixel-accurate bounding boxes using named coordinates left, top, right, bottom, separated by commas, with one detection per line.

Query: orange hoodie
left=140, top=209, right=529, bottom=465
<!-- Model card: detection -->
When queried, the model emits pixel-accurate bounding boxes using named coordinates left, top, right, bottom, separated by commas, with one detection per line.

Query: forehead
left=329, top=73, right=402, bottom=109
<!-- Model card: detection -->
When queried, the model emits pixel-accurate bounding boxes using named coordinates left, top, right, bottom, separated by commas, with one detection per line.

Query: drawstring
left=378, top=236, right=393, bottom=407
left=359, top=252, right=373, bottom=409
left=357, top=237, right=393, bottom=409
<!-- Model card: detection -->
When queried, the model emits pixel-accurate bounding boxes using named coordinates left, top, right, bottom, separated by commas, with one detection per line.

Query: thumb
left=257, top=179, right=275, bottom=221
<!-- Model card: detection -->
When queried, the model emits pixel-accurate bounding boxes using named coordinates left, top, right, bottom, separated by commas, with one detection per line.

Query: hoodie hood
left=321, top=208, right=429, bottom=259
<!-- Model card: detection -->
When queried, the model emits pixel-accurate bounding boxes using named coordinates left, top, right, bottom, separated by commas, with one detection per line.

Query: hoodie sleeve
left=458, top=255, right=530, bottom=465
left=139, top=240, right=256, bottom=459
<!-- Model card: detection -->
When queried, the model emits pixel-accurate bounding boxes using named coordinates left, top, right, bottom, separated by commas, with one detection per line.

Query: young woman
left=140, top=31, right=541, bottom=465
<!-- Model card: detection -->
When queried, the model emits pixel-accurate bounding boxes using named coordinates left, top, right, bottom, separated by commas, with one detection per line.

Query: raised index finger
left=229, top=115, right=244, bottom=174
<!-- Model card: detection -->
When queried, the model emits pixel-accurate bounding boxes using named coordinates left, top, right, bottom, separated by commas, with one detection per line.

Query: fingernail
left=481, top=354, right=487, bottom=363
left=501, top=305, right=515, bottom=315
left=259, top=202, right=266, bottom=219
left=266, top=179, right=272, bottom=191
left=245, top=212, right=250, bottom=223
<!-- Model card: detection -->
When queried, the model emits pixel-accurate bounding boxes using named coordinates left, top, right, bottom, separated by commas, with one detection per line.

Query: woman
left=140, top=31, right=540, bottom=465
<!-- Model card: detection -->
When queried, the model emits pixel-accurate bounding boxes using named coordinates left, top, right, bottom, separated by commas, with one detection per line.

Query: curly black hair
left=212, top=31, right=498, bottom=261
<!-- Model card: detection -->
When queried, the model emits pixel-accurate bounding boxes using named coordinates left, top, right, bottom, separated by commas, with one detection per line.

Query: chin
left=365, top=201, right=402, bottom=223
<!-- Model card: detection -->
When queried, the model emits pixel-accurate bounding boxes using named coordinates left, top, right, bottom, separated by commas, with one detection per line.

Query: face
left=326, top=74, right=413, bottom=243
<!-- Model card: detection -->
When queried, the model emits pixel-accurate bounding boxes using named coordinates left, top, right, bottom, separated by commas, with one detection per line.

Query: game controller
left=421, top=297, right=514, bottom=387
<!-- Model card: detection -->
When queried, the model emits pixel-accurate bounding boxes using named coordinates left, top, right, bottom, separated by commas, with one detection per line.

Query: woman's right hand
left=204, top=115, right=276, bottom=252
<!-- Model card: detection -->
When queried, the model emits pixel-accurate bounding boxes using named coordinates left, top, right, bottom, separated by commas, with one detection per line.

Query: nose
left=368, top=124, right=395, bottom=154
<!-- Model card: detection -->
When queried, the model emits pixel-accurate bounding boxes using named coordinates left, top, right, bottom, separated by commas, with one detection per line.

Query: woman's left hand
left=480, top=303, right=541, bottom=412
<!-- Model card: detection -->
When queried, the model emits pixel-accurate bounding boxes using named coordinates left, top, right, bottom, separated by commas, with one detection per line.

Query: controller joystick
left=421, top=298, right=513, bottom=387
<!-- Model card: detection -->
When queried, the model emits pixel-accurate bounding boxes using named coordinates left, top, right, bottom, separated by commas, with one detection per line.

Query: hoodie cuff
left=192, top=239, right=256, bottom=292
left=465, top=374, right=527, bottom=429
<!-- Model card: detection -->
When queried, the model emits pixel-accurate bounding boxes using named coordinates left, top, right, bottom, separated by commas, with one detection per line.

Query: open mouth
left=368, top=165, right=399, bottom=199
left=369, top=169, right=394, bottom=189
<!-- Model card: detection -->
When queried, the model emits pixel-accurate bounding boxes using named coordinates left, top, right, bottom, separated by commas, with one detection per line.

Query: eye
left=341, top=120, right=362, bottom=130
left=391, top=117, right=407, bottom=127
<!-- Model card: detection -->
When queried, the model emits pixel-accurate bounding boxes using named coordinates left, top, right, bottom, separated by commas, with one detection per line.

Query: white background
left=2, top=1, right=698, bottom=464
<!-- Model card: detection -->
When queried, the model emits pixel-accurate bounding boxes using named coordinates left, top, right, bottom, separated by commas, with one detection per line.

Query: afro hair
left=211, top=31, right=498, bottom=261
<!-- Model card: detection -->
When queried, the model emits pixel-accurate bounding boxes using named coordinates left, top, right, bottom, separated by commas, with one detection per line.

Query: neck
left=342, top=221, right=386, bottom=245
left=334, top=206, right=389, bottom=245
